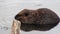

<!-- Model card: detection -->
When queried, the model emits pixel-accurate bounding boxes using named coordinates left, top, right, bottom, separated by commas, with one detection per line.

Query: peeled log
left=11, top=19, right=21, bottom=34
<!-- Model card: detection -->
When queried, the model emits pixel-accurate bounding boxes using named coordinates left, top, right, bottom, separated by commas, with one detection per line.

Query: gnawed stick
left=11, top=19, right=21, bottom=34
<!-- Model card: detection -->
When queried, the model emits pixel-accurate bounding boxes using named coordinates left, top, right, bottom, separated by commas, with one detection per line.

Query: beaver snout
left=15, top=14, right=22, bottom=21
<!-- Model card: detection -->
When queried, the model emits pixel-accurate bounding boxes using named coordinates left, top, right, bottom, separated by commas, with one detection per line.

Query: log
left=11, top=19, right=21, bottom=34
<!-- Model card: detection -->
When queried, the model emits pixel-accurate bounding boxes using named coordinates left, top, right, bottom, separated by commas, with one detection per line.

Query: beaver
left=15, top=8, right=60, bottom=32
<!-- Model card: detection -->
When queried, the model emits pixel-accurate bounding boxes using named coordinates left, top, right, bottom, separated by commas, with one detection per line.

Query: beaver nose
left=15, top=15, right=21, bottom=20
left=15, top=14, right=23, bottom=21
left=15, top=15, right=19, bottom=20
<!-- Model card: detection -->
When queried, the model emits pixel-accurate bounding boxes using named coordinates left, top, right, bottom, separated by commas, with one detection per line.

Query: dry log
left=11, top=19, right=21, bottom=34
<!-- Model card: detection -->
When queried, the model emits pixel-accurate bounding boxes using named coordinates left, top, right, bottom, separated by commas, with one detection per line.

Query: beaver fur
left=15, top=8, right=60, bottom=31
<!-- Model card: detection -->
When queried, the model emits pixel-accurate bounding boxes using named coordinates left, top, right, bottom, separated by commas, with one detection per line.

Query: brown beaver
left=15, top=8, right=60, bottom=32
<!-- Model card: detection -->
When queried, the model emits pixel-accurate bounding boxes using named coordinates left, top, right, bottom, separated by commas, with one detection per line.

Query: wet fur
left=15, top=8, right=60, bottom=31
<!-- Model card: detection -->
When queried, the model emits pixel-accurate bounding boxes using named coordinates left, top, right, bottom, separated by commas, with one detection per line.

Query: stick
left=11, top=19, right=21, bottom=34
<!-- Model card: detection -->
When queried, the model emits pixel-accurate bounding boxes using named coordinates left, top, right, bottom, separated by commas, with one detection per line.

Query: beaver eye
left=24, top=13, right=29, bottom=16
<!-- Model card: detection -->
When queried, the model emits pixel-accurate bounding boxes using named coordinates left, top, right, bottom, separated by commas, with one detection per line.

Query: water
left=0, top=0, right=60, bottom=34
